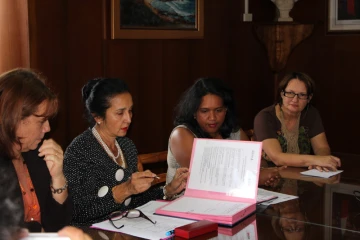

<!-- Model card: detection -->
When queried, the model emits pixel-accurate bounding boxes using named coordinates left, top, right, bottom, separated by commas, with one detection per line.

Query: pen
left=160, top=230, right=174, bottom=240
left=152, top=175, right=160, bottom=179
left=165, top=230, right=174, bottom=236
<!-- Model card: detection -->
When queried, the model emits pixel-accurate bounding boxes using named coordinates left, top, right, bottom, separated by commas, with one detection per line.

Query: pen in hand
left=144, top=175, right=160, bottom=179
left=136, top=175, right=160, bottom=179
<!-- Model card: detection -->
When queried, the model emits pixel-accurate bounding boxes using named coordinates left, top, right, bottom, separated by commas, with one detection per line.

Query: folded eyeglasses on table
left=108, top=209, right=156, bottom=229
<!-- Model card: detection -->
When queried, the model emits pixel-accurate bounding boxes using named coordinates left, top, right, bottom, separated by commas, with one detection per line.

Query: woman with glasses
left=254, top=72, right=341, bottom=171
left=0, top=68, right=72, bottom=233
left=63, top=78, right=188, bottom=226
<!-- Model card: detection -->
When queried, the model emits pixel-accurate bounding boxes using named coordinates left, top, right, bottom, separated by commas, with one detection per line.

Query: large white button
left=98, top=186, right=109, bottom=197
left=115, top=169, right=124, bottom=181
left=124, top=197, right=131, bottom=206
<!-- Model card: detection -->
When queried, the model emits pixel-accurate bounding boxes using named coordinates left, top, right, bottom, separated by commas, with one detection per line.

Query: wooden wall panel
left=65, top=0, right=105, bottom=144
left=28, top=0, right=360, bottom=155
left=28, top=0, right=67, bottom=147
left=0, top=0, right=30, bottom=72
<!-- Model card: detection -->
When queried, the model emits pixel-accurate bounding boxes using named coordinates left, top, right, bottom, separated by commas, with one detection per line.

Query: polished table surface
left=83, top=153, right=360, bottom=239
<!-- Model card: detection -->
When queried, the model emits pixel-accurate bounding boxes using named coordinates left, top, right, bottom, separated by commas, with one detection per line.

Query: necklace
left=278, top=105, right=300, bottom=154
left=92, top=127, right=125, bottom=167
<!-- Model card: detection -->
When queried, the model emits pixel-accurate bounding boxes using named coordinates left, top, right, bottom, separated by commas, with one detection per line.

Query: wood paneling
left=0, top=0, right=30, bottom=72
left=28, top=0, right=360, bottom=155
left=28, top=0, right=67, bottom=147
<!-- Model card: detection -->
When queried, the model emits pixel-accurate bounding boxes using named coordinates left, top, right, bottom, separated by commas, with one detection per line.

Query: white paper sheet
left=188, top=140, right=261, bottom=199
left=21, top=233, right=69, bottom=240
left=300, top=169, right=343, bottom=178
left=259, top=190, right=298, bottom=206
left=256, top=188, right=278, bottom=203
left=91, top=201, right=195, bottom=240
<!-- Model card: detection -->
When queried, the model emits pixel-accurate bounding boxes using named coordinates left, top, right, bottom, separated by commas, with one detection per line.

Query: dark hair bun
left=82, top=78, right=101, bottom=103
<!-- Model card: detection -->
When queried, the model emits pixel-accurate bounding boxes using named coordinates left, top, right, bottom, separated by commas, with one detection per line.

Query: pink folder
left=156, top=138, right=263, bottom=226
left=218, top=214, right=257, bottom=237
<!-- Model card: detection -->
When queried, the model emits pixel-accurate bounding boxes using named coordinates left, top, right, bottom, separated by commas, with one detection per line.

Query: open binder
left=155, top=138, right=262, bottom=226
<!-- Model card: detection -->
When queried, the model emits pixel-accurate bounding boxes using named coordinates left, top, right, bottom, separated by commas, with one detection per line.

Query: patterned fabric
left=64, top=128, right=163, bottom=226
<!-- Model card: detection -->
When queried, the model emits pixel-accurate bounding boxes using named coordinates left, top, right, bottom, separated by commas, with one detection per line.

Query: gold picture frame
left=111, top=0, right=204, bottom=39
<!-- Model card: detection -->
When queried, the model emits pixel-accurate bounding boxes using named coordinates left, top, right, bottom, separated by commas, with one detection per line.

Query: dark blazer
left=0, top=144, right=72, bottom=232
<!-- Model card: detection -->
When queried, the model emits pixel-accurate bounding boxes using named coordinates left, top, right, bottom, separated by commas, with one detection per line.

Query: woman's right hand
left=310, top=155, right=341, bottom=171
left=259, top=166, right=285, bottom=187
left=127, top=170, right=157, bottom=195
left=58, top=226, right=92, bottom=240
left=113, top=170, right=157, bottom=203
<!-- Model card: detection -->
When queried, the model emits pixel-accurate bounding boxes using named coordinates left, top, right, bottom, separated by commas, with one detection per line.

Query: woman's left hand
left=38, top=139, right=64, bottom=181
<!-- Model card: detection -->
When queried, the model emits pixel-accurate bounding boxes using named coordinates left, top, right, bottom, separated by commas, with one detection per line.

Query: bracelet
left=162, top=184, right=177, bottom=200
left=50, top=180, right=68, bottom=194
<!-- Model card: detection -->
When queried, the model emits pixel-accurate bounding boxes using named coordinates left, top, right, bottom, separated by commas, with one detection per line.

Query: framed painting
left=111, top=0, right=204, bottom=39
left=328, top=0, right=360, bottom=32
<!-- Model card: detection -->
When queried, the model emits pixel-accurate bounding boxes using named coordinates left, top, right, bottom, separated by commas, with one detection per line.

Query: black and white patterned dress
left=64, top=128, right=163, bottom=226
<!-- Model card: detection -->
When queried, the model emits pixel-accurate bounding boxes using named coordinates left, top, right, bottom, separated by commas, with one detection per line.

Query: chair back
left=137, top=151, right=168, bottom=185
left=244, top=129, right=254, bottom=141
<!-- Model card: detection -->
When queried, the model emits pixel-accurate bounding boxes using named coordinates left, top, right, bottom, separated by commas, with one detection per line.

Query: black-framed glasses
left=108, top=209, right=156, bottom=229
left=282, top=91, right=309, bottom=100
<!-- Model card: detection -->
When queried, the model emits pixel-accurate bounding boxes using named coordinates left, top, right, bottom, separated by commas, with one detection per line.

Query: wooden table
left=83, top=154, right=360, bottom=239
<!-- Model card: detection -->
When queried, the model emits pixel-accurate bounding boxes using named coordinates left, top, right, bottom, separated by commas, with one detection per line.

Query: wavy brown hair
left=0, top=68, right=58, bottom=159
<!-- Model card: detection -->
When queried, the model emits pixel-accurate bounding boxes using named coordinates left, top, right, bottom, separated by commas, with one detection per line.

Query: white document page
left=256, top=188, right=278, bottom=203
left=160, top=196, right=252, bottom=216
left=188, top=139, right=261, bottom=198
left=259, top=190, right=298, bottom=206
left=91, top=201, right=195, bottom=240
left=21, top=233, right=70, bottom=240
left=300, top=169, right=343, bottom=178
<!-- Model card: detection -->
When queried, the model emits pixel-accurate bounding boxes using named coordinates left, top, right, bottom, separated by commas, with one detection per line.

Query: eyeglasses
left=282, top=91, right=309, bottom=100
left=108, top=209, right=156, bottom=229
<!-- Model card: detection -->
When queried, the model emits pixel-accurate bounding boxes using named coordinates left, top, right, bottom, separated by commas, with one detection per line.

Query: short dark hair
left=174, top=77, right=239, bottom=138
left=277, top=72, right=315, bottom=105
left=82, top=78, right=130, bottom=126
left=0, top=68, right=58, bottom=159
